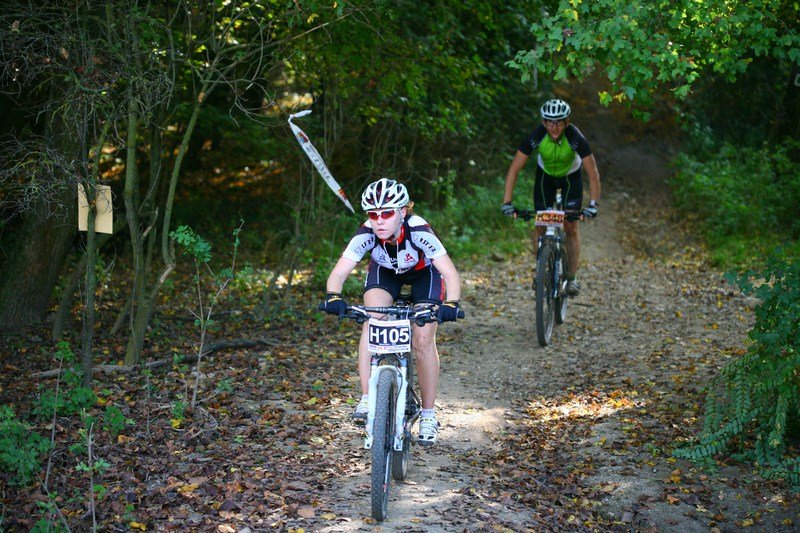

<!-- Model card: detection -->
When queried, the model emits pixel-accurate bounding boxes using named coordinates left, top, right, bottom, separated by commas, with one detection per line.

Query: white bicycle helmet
left=540, top=99, right=571, bottom=121
left=360, top=178, right=410, bottom=211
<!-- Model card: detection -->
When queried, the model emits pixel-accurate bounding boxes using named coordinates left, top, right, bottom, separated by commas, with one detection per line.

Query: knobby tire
left=371, top=371, right=396, bottom=521
left=536, top=243, right=556, bottom=346
left=555, top=241, right=569, bottom=325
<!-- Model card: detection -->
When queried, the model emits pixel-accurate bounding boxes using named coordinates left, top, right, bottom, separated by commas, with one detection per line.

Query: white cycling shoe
left=417, top=416, right=440, bottom=446
left=352, top=396, right=369, bottom=423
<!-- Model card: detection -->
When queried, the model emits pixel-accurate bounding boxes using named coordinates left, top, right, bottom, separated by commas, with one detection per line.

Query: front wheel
left=535, top=243, right=556, bottom=346
left=371, top=371, right=396, bottom=521
left=555, top=244, right=569, bottom=325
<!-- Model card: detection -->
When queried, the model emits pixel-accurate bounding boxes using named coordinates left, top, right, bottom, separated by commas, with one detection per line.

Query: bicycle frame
left=537, top=218, right=565, bottom=293
left=354, top=303, right=430, bottom=452
left=517, top=191, right=579, bottom=345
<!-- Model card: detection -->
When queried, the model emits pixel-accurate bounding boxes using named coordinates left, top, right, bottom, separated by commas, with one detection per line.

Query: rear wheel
left=391, top=427, right=411, bottom=480
left=535, top=243, right=556, bottom=346
left=392, top=352, right=414, bottom=481
left=371, top=371, right=396, bottom=521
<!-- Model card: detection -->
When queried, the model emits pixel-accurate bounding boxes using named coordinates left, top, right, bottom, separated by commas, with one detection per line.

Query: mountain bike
left=325, top=298, right=463, bottom=521
left=518, top=192, right=581, bottom=346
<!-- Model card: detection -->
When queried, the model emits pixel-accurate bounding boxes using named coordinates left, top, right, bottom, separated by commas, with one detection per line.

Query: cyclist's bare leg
left=564, top=220, right=580, bottom=277
left=411, top=321, right=439, bottom=409
left=358, top=288, right=394, bottom=393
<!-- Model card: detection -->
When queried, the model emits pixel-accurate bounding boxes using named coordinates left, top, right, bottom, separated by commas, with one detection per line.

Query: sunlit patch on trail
left=527, top=390, right=637, bottom=422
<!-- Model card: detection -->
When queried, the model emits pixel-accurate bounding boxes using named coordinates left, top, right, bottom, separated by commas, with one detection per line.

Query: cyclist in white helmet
left=322, top=177, right=462, bottom=446
left=501, top=98, right=601, bottom=296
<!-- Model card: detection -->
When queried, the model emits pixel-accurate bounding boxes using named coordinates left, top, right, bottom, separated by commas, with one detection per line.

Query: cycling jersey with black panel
left=519, top=124, right=593, bottom=211
left=341, top=215, right=447, bottom=273
left=518, top=124, right=593, bottom=178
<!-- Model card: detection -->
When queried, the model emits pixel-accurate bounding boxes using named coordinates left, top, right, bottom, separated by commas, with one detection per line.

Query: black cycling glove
left=582, top=201, right=599, bottom=219
left=437, top=301, right=460, bottom=323
left=501, top=202, right=517, bottom=217
left=323, top=292, right=348, bottom=316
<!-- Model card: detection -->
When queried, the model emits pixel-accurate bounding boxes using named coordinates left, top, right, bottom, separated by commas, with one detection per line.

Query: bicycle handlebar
left=516, top=208, right=584, bottom=222
left=317, top=302, right=465, bottom=325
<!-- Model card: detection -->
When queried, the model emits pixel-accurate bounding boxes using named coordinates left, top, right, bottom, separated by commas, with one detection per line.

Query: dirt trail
left=308, top=98, right=798, bottom=532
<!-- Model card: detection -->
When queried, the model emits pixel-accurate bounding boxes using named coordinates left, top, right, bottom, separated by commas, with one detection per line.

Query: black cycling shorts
left=364, top=261, right=445, bottom=304
left=533, top=166, right=583, bottom=212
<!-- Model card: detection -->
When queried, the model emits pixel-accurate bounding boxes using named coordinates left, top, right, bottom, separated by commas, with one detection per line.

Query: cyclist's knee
left=412, top=333, right=437, bottom=357
left=364, top=288, right=393, bottom=306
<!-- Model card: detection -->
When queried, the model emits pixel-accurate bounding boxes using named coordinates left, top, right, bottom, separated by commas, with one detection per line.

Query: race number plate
left=368, top=318, right=412, bottom=354
left=535, top=210, right=565, bottom=228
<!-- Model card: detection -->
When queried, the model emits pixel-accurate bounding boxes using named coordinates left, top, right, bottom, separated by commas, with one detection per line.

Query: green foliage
left=0, top=406, right=51, bottom=486
left=425, top=177, right=533, bottom=259
left=216, top=378, right=234, bottom=393
left=508, top=0, right=800, bottom=110
left=171, top=399, right=187, bottom=426
left=170, top=225, right=212, bottom=264
left=680, top=55, right=796, bottom=147
left=30, top=497, right=66, bottom=533
left=674, top=252, right=800, bottom=487
left=32, top=342, right=97, bottom=419
left=297, top=0, right=536, bottom=140
left=669, top=139, right=800, bottom=268
left=103, top=404, right=133, bottom=437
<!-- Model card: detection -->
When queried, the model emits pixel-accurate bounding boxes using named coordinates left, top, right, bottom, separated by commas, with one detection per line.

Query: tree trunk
left=79, top=116, right=111, bottom=387
left=123, top=92, right=148, bottom=362
left=53, top=221, right=125, bottom=341
left=124, top=94, right=203, bottom=365
left=81, top=196, right=97, bottom=388
left=52, top=255, right=83, bottom=341
left=0, top=194, right=77, bottom=332
left=0, top=80, right=81, bottom=331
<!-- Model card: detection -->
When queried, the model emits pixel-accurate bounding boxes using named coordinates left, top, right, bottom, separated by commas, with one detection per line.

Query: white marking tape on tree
left=288, top=110, right=355, bottom=213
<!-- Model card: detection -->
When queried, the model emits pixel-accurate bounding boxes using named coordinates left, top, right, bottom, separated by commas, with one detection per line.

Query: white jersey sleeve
left=407, top=215, right=447, bottom=259
left=341, top=222, right=377, bottom=263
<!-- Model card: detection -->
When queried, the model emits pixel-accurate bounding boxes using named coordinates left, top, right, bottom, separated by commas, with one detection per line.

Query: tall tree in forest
left=120, top=0, right=357, bottom=364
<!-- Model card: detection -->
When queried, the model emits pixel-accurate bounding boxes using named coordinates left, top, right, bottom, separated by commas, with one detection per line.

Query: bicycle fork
left=538, top=233, right=565, bottom=299
left=363, top=362, right=409, bottom=452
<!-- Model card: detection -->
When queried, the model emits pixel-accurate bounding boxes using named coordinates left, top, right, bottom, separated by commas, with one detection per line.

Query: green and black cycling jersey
left=518, top=124, right=593, bottom=178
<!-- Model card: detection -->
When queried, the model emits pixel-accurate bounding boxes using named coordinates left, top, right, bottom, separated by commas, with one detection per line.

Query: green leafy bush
left=103, top=404, right=133, bottom=437
left=32, top=342, right=97, bottom=419
left=0, top=406, right=51, bottom=486
left=670, top=140, right=800, bottom=267
left=425, top=177, right=532, bottom=260
left=673, top=252, right=800, bottom=487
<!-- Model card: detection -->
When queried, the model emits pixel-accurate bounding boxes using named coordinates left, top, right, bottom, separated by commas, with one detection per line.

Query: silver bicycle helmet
left=360, top=178, right=410, bottom=211
left=540, top=99, right=571, bottom=121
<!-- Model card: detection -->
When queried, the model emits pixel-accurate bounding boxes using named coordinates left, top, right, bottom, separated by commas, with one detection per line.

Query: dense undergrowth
left=172, top=170, right=535, bottom=301
left=670, top=139, right=800, bottom=268
left=669, top=136, right=800, bottom=489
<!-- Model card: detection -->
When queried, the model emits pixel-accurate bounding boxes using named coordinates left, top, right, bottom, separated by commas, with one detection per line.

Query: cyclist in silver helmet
left=501, top=98, right=601, bottom=297
left=322, top=178, right=462, bottom=446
